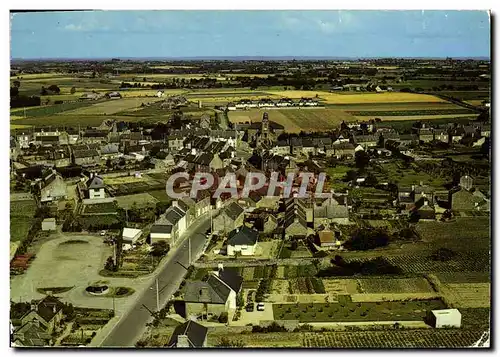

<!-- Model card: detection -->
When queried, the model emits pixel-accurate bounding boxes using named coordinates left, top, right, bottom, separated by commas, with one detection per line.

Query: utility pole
left=156, top=278, right=160, bottom=312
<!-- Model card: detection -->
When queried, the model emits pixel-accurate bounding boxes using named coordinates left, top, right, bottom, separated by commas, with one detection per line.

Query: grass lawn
left=82, top=202, right=117, bottom=214
left=10, top=200, right=37, bottom=242
left=272, top=299, right=446, bottom=323
left=148, top=190, right=173, bottom=204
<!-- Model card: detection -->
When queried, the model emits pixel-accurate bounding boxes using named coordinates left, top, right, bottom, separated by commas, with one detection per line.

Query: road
left=97, top=215, right=212, bottom=347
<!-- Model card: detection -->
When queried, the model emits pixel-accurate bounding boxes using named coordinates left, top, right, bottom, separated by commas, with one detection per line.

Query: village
left=10, top=92, right=491, bottom=347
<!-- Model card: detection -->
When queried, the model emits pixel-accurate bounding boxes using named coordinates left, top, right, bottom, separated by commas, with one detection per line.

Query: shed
left=429, top=309, right=462, bottom=328
left=41, top=218, right=56, bottom=231
left=122, top=228, right=142, bottom=245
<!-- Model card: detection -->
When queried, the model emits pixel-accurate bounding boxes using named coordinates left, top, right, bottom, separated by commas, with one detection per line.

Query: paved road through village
left=98, top=215, right=211, bottom=347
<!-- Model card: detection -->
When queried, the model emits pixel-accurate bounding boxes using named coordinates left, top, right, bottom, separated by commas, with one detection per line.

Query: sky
left=10, top=10, right=490, bottom=59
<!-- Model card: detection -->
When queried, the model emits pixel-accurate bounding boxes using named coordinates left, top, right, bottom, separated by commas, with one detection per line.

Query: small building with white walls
left=41, top=218, right=56, bottom=231
left=226, top=226, right=258, bottom=256
left=122, top=228, right=142, bottom=245
left=86, top=174, right=105, bottom=200
left=429, top=309, right=462, bottom=328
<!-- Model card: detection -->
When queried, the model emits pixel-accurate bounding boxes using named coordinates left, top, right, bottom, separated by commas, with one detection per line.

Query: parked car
left=100, top=230, right=107, bottom=236
left=256, top=303, right=265, bottom=311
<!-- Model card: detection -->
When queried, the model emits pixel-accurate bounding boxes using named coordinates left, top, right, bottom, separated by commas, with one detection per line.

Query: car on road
left=256, top=303, right=265, bottom=311
left=245, top=303, right=254, bottom=312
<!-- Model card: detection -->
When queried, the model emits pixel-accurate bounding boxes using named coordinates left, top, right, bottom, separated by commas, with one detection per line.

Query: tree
left=151, top=241, right=170, bottom=257
left=216, top=337, right=245, bottom=348
left=13, top=80, right=21, bottom=88
left=355, top=151, right=370, bottom=170
left=104, top=256, right=115, bottom=271
left=70, top=87, right=76, bottom=94
left=47, top=84, right=60, bottom=94
left=10, top=87, right=19, bottom=97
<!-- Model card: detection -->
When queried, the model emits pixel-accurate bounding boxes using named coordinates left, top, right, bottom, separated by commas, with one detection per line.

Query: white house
left=226, top=226, right=259, bottom=256
left=150, top=205, right=187, bottom=245
left=122, top=228, right=142, bottom=245
left=156, top=90, right=165, bottom=98
left=86, top=175, right=105, bottom=200
left=430, top=309, right=462, bottom=328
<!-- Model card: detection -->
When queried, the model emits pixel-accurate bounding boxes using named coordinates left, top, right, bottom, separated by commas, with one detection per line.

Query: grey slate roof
left=218, top=268, right=243, bottom=293
left=227, top=226, right=258, bottom=246
left=183, top=276, right=231, bottom=304
left=225, top=202, right=244, bottom=221
left=167, top=320, right=208, bottom=348
left=87, top=175, right=104, bottom=189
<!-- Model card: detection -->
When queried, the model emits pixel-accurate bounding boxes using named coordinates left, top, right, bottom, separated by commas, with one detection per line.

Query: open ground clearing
left=114, top=193, right=159, bottom=209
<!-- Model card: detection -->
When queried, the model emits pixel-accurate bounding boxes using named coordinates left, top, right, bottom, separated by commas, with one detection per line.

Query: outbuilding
left=122, top=228, right=142, bottom=245
left=41, top=218, right=56, bottom=231
left=428, top=309, right=462, bottom=328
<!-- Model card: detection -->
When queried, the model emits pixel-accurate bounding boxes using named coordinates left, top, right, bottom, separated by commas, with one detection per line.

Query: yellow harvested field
left=266, top=90, right=447, bottom=104
left=62, top=97, right=163, bottom=115
left=11, top=73, right=68, bottom=79
left=10, top=115, right=24, bottom=120
left=229, top=108, right=356, bottom=133
left=10, top=124, right=32, bottom=129
left=354, top=114, right=476, bottom=121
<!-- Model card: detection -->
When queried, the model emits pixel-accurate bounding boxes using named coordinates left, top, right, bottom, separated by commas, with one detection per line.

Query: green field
left=347, top=108, right=475, bottom=116
left=11, top=101, right=95, bottom=117
left=10, top=200, right=37, bottom=242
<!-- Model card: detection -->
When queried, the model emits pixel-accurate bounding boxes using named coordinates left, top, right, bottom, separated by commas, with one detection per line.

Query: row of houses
left=227, top=97, right=319, bottom=110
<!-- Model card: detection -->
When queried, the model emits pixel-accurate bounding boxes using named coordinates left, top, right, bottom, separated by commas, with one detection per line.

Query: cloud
left=64, top=24, right=84, bottom=31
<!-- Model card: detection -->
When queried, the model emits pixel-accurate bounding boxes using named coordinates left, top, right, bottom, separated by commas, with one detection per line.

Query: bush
left=218, top=312, right=228, bottom=324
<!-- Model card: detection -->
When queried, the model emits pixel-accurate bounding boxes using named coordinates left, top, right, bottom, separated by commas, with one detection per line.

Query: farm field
left=10, top=200, right=37, bottom=242
left=10, top=101, right=94, bottom=118
left=272, top=299, right=446, bottom=323
left=358, top=278, right=434, bottom=294
left=228, top=108, right=356, bottom=133
left=63, top=97, right=163, bottom=115
left=265, top=90, right=447, bottom=104
left=441, top=283, right=490, bottom=308
left=302, top=330, right=484, bottom=348
left=347, top=108, right=475, bottom=116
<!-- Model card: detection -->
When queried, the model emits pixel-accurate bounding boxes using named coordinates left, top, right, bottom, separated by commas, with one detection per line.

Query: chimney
left=199, top=287, right=210, bottom=302
left=423, top=199, right=428, bottom=206
left=411, top=185, right=415, bottom=192
left=218, top=263, right=224, bottom=273
left=30, top=301, right=37, bottom=311
left=177, top=335, right=190, bottom=348
left=53, top=305, right=57, bottom=314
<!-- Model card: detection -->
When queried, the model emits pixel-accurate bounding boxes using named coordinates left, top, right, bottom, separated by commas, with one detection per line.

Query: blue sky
left=10, top=10, right=490, bottom=59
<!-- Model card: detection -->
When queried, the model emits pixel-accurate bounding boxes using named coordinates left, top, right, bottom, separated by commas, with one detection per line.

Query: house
left=284, top=200, right=309, bottom=239
left=213, top=202, right=244, bottom=234
left=100, top=143, right=121, bottom=160
left=270, top=141, right=291, bottom=155
left=168, top=135, right=184, bottom=151
left=105, top=91, right=122, bottom=99
left=86, top=174, right=106, bottom=200
left=227, top=226, right=259, bottom=256
left=122, top=228, right=142, bottom=245
left=167, top=320, right=208, bottom=348
left=150, top=205, right=188, bottom=245
left=156, top=90, right=165, bottom=98
left=19, top=296, right=64, bottom=334
left=183, top=270, right=240, bottom=317
left=39, top=170, right=67, bottom=203
left=226, top=102, right=236, bottom=111
left=16, top=132, right=32, bottom=149
left=81, top=130, right=109, bottom=144
left=326, top=143, right=356, bottom=159
left=315, top=229, right=342, bottom=250
left=41, top=218, right=56, bottom=231
left=313, top=197, right=349, bottom=228
left=73, top=149, right=100, bottom=166
left=354, top=135, right=378, bottom=149
left=450, top=188, right=489, bottom=211
left=434, top=130, right=449, bottom=143
left=255, top=213, right=278, bottom=234
left=410, top=198, right=436, bottom=221
left=418, top=128, right=434, bottom=143
left=428, top=309, right=462, bottom=328
left=12, top=320, right=51, bottom=347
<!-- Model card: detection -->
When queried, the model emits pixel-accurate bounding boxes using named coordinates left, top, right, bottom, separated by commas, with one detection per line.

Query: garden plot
left=302, top=330, right=485, bottom=348
left=114, top=193, right=159, bottom=209
left=322, top=279, right=360, bottom=295
left=358, top=278, right=435, bottom=294
left=272, top=299, right=446, bottom=323
left=441, top=283, right=490, bottom=308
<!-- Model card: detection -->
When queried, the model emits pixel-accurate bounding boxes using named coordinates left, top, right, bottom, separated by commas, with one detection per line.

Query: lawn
left=81, top=202, right=118, bottom=214
left=10, top=200, right=37, bottom=242
left=272, top=299, right=446, bottom=323
left=147, top=190, right=173, bottom=204
left=114, top=193, right=159, bottom=209
left=63, top=97, right=163, bottom=115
